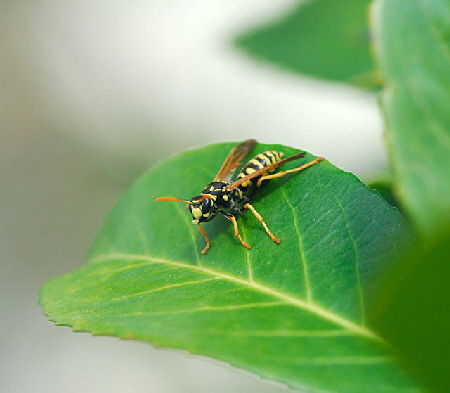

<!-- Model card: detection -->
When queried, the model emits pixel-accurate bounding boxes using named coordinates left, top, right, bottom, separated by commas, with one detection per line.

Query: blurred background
left=1, top=1, right=384, bottom=392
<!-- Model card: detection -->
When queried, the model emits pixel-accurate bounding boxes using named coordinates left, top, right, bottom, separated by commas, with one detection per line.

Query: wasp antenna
left=155, top=197, right=191, bottom=203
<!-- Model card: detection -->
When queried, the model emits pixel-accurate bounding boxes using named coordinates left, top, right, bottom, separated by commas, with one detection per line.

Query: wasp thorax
left=189, top=195, right=216, bottom=224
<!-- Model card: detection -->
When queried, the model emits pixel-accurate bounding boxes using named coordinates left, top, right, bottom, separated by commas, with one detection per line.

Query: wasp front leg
left=196, top=224, right=211, bottom=255
left=222, top=213, right=251, bottom=250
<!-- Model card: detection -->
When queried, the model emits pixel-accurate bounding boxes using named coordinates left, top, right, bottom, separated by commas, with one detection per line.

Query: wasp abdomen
left=237, top=151, right=284, bottom=196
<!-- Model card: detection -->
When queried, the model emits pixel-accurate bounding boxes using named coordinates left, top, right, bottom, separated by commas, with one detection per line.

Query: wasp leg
left=244, top=203, right=280, bottom=244
left=222, top=213, right=251, bottom=250
left=197, top=224, right=211, bottom=255
left=256, top=157, right=324, bottom=187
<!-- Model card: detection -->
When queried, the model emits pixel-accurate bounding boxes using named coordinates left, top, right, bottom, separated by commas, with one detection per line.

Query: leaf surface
left=235, top=0, right=378, bottom=89
left=373, top=0, right=450, bottom=235
left=41, top=142, right=420, bottom=392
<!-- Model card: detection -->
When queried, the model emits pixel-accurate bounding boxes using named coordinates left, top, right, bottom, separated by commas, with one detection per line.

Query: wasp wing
left=227, top=151, right=306, bottom=191
left=213, top=139, right=257, bottom=181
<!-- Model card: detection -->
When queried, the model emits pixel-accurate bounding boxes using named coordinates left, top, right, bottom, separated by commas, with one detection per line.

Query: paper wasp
left=156, top=139, right=323, bottom=254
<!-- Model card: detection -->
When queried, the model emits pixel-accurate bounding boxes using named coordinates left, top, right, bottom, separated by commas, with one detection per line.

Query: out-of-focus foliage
left=374, top=0, right=450, bottom=237
left=235, top=0, right=379, bottom=89
left=371, top=230, right=450, bottom=393
left=369, top=1, right=450, bottom=392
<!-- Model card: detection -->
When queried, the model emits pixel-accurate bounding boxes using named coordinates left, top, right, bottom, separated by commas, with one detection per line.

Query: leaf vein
left=90, top=253, right=384, bottom=343
left=316, top=177, right=366, bottom=326
left=280, top=356, right=394, bottom=366
left=207, top=329, right=356, bottom=338
left=109, top=277, right=219, bottom=300
left=239, top=219, right=254, bottom=281
left=121, top=301, right=286, bottom=317
left=279, top=187, right=312, bottom=301
left=174, top=203, right=202, bottom=266
left=133, top=215, right=149, bottom=255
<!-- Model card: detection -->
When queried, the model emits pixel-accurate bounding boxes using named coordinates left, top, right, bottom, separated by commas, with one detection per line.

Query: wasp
left=156, top=139, right=323, bottom=255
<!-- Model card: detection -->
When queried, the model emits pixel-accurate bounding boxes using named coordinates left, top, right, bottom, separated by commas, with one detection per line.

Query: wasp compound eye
left=201, top=197, right=212, bottom=214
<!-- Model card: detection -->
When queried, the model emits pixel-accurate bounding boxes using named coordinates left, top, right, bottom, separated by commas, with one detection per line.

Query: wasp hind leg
left=256, top=157, right=324, bottom=187
left=244, top=203, right=280, bottom=244
left=197, top=224, right=211, bottom=255
left=222, top=213, right=251, bottom=250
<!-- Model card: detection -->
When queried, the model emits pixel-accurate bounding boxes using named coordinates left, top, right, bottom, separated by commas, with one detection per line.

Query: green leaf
left=235, top=0, right=379, bottom=89
left=40, top=142, right=420, bottom=392
left=370, top=229, right=450, bottom=393
left=373, top=0, right=450, bottom=236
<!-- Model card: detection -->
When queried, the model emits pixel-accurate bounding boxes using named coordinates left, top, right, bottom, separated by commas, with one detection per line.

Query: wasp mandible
left=156, top=139, right=323, bottom=255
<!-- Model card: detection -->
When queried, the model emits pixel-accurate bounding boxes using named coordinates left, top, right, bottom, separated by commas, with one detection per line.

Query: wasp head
left=155, top=194, right=217, bottom=224
left=189, top=194, right=216, bottom=224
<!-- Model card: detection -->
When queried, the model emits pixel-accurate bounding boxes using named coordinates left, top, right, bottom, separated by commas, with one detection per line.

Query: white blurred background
left=1, top=1, right=385, bottom=392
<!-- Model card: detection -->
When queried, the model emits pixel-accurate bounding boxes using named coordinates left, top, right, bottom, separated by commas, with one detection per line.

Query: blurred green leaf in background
left=373, top=0, right=450, bottom=237
left=235, top=0, right=379, bottom=89
left=371, top=229, right=450, bottom=393
left=368, top=1, right=450, bottom=392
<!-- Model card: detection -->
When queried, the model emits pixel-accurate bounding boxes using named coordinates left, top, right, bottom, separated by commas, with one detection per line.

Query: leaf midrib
left=90, top=252, right=384, bottom=343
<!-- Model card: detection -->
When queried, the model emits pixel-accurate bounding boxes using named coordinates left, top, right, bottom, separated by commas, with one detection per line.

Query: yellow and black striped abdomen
left=237, top=150, right=284, bottom=196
